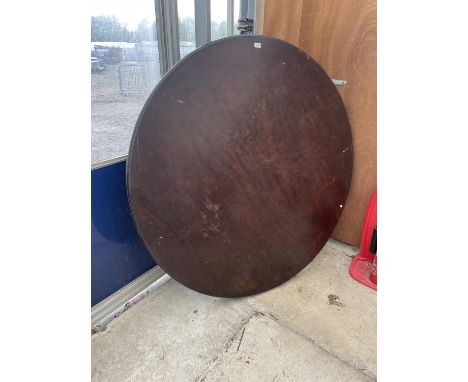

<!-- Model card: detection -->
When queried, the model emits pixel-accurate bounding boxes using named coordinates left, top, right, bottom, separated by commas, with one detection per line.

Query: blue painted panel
left=91, top=160, right=156, bottom=306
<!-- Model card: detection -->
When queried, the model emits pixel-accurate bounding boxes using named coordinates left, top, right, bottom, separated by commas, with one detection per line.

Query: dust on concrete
left=328, top=294, right=345, bottom=307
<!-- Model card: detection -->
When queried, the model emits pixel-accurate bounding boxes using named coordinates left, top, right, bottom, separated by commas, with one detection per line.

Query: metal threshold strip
left=91, top=154, right=127, bottom=170
left=91, top=266, right=171, bottom=333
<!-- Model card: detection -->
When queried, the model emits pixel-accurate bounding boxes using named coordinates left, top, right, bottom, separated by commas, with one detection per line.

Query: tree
left=91, top=16, right=131, bottom=42
left=179, top=17, right=195, bottom=42
left=211, top=20, right=228, bottom=41
left=218, top=21, right=227, bottom=39
left=211, top=21, right=219, bottom=41
left=134, top=19, right=156, bottom=42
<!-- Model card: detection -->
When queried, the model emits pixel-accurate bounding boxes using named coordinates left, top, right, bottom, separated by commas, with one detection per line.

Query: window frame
left=91, top=0, right=250, bottom=168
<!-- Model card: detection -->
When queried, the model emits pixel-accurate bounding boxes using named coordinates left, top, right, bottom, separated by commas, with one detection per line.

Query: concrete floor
left=92, top=239, right=376, bottom=381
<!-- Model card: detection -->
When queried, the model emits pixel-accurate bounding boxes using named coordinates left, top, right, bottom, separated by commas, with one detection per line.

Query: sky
left=92, top=0, right=236, bottom=30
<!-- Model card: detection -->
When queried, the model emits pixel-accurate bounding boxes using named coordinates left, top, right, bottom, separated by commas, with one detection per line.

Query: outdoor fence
left=93, top=41, right=196, bottom=94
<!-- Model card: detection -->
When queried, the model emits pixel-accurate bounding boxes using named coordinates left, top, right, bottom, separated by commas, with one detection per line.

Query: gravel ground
left=91, top=64, right=159, bottom=163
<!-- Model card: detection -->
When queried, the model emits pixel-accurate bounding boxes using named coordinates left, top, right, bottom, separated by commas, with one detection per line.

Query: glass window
left=234, top=0, right=240, bottom=35
left=91, top=0, right=160, bottom=164
left=178, top=0, right=196, bottom=59
left=211, top=0, right=228, bottom=41
left=92, top=0, right=241, bottom=164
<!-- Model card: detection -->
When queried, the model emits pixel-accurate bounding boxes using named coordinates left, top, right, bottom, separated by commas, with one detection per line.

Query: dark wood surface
left=127, top=35, right=352, bottom=297
left=261, top=0, right=377, bottom=246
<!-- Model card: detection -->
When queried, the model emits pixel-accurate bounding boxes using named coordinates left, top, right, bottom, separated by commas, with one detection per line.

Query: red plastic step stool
left=349, top=190, right=377, bottom=290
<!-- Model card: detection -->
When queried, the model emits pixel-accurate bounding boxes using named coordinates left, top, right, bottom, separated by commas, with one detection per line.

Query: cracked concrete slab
left=91, top=281, right=255, bottom=382
left=252, top=241, right=377, bottom=378
left=202, top=313, right=374, bottom=382
left=91, top=240, right=376, bottom=381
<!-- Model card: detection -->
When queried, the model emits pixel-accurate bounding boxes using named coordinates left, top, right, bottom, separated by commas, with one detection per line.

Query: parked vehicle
left=91, top=55, right=105, bottom=73
left=94, top=45, right=124, bottom=65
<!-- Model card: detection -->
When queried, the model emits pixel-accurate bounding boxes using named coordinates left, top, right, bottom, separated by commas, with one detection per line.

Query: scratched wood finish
left=127, top=36, right=352, bottom=297
left=262, top=0, right=377, bottom=246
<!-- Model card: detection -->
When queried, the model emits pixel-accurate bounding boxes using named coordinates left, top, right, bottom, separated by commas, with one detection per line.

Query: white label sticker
left=254, top=42, right=262, bottom=48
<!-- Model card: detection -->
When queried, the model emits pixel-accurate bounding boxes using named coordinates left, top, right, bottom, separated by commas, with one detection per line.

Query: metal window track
left=155, top=0, right=180, bottom=76
left=91, top=266, right=170, bottom=332
left=227, top=0, right=234, bottom=36
left=195, top=0, right=211, bottom=48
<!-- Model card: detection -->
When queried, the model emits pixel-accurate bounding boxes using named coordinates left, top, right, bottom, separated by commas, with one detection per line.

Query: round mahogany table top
left=127, top=35, right=352, bottom=297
